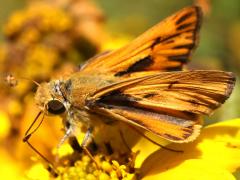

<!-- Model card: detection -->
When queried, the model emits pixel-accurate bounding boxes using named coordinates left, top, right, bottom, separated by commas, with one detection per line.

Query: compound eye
left=47, top=100, right=66, bottom=114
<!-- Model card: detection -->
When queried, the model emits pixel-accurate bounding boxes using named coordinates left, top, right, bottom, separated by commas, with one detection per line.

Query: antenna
left=23, top=111, right=59, bottom=177
left=4, top=74, right=40, bottom=88
left=4, top=74, right=58, bottom=175
left=23, top=111, right=42, bottom=139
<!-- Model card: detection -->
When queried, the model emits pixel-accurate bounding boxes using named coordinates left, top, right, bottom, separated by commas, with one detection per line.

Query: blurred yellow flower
left=0, top=1, right=105, bottom=180
left=0, top=111, right=11, bottom=139
left=4, top=3, right=73, bottom=37
left=0, top=149, right=23, bottom=180
left=25, top=45, right=58, bottom=78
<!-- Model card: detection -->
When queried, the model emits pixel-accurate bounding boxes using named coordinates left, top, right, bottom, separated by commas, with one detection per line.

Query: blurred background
left=0, top=0, right=239, bottom=179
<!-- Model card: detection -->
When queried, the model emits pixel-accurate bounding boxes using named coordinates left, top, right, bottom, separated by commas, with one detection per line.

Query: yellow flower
left=23, top=118, right=240, bottom=180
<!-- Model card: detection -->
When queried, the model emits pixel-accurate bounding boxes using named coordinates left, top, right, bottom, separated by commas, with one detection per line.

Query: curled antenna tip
left=5, top=74, right=18, bottom=87
left=4, top=74, right=40, bottom=87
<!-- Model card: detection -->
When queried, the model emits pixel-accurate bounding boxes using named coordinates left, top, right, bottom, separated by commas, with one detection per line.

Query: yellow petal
left=26, top=163, right=50, bottom=180
left=143, top=159, right=235, bottom=180
left=139, top=119, right=240, bottom=179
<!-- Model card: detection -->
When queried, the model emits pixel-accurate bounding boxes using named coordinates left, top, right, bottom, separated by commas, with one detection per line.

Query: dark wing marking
left=81, top=6, right=202, bottom=76
left=86, top=70, right=235, bottom=142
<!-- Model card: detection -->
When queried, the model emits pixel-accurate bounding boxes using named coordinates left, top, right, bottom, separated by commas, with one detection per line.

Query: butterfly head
left=35, top=80, right=68, bottom=116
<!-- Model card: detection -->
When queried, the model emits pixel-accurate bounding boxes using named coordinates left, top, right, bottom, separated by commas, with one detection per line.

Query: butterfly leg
left=68, top=136, right=83, bottom=153
left=118, top=128, right=131, bottom=152
left=118, top=128, right=140, bottom=172
left=81, top=127, right=101, bottom=169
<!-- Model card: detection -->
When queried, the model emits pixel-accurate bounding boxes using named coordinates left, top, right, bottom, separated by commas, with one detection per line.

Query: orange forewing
left=76, top=6, right=235, bottom=143
left=81, top=6, right=202, bottom=76
left=86, top=71, right=235, bottom=142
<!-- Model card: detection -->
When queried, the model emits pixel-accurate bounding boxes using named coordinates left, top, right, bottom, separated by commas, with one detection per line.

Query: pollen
left=55, top=154, right=136, bottom=180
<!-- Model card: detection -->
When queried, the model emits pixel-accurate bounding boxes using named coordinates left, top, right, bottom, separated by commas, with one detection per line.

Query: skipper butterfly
left=26, top=6, right=235, bottom=157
